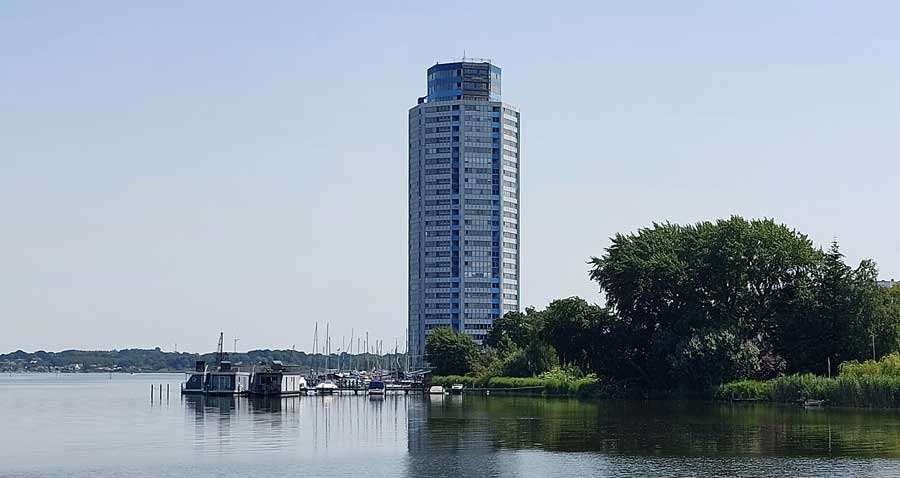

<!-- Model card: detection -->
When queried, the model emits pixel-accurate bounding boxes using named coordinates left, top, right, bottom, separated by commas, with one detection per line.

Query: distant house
left=878, top=280, right=898, bottom=289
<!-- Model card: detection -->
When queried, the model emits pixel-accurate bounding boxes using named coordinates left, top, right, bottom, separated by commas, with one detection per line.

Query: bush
left=840, top=353, right=900, bottom=378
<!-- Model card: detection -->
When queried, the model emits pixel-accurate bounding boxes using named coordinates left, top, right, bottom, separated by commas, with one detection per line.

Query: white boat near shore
left=315, top=380, right=338, bottom=395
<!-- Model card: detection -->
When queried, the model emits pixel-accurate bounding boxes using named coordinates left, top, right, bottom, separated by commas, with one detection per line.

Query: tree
left=425, top=327, right=480, bottom=376
left=871, top=284, right=900, bottom=356
left=485, top=310, right=534, bottom=353
left=539, top=297, right=611, bottom=369
left=588, top=217, right=821, bottom=390
left=484, top=309, right=558, bottom=377
left=872, top=284, right=900, bottom=358
left=775, top=242, right=894, bottom=374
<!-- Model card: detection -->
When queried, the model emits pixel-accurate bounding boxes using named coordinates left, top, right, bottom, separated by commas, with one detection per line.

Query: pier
left=324, top=386, right=424, bottom=395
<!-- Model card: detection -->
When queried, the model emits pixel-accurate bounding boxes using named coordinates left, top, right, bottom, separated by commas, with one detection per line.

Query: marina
left=181, top=333, right=428, bottom=398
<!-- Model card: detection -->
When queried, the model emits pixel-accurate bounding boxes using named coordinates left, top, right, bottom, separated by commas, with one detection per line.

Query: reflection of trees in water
left=406, top=395, right=502, bottom=477
left=408, top=397, right=900, bottom=459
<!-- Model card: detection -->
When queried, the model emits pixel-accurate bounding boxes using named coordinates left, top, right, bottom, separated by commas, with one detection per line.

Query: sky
left=2, top=1, right=899, bottom=354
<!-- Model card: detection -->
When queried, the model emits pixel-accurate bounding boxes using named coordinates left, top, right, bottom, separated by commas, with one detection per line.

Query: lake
left=2, top=373, right=900, bottom=477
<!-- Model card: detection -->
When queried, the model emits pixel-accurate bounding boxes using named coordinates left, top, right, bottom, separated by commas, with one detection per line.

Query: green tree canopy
left=588, top=216, right=823, bottom=389
left=774, top=242, right=891, bottom=374
left=485, top=310, right=534, bottom=352
left=425, top=327, right=480, bottom=376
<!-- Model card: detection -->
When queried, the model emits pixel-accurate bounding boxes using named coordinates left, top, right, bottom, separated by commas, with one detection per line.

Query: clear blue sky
left=3, top=1, right=898, bottom=354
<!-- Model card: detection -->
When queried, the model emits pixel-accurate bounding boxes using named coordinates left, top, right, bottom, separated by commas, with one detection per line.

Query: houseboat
left=249, top=361, right=307, bottom=396
left=204, top=361, right=250, bottom=395
left=367, top=379, right=386, bottom=395
left=181, top=360, right=207, bottom=395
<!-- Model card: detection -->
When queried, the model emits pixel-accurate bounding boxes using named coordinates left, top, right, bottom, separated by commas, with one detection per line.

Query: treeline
left=426, top=216, right=900, bottom=396
left=0, top=348, right=405, bottom=372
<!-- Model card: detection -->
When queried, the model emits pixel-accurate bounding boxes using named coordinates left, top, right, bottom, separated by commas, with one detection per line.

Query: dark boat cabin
left=204, top=361, right=250, bottom=395
left=181, top=360, right=207, bottom=394
left=249, top=361, right=307, bottom=396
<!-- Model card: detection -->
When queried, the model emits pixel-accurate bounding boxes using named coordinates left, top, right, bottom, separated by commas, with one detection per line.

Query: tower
left=408, top=60, right=521, bottom=366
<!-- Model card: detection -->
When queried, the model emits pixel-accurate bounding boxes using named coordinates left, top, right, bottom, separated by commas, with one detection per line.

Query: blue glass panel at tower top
left=408, top=61, right=521, bottom=365
left=425, top=62, right=502, bottom=102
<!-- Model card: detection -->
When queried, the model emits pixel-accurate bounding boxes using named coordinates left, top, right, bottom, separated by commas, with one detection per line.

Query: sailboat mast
left=349, top=328, right=355, bottom=372
left=313, top=322, right=318, bottom=376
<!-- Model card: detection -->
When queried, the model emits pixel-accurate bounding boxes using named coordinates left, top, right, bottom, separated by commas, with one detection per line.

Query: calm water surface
left=3, top=373, right=900, bottom=477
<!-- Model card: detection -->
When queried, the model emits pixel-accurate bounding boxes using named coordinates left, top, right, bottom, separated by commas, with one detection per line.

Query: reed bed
left=717, top=353, right=900, bottom=407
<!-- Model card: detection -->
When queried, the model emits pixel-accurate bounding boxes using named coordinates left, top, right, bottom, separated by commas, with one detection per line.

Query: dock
left=319, top=386, right=425, bottom=395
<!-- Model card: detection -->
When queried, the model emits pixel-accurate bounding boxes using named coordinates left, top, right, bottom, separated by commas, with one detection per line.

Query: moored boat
left=450, top=384, right=464, bottom=395
left=249, top=361, right=307, bottom=396
left=386, top=383, right=404, bottom=393
left=315, top=380, right=338, bottom=395
left=368, top=380, right=386, bottom=395
left=802, top=399, right=827, bottom=408
left=429, top=385, right=445, bottom=395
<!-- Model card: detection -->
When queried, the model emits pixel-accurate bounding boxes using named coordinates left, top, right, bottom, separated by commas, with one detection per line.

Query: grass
left=716, top=353, right=900, bottom=408
left=715, top=380, right=773, bottom=401
left=431, top=373, right=602, bottom=397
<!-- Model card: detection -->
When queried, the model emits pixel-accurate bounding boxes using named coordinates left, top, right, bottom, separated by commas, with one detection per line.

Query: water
left=3, top=374, right=900, bottom=477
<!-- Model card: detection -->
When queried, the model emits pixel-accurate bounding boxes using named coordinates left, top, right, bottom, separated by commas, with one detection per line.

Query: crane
left=214, top=332, right=228, bottom=366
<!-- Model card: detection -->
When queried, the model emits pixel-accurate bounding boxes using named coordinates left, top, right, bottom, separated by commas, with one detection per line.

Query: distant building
left=408, top=59, right=521, bottom=365
left=878, top=280, right=898, bottom=289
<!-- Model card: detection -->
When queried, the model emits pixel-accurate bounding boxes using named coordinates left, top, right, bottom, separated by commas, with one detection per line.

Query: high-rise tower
left=408, top=60, right=521, bottom=366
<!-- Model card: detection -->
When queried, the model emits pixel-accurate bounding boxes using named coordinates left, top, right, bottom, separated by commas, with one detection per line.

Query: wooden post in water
left=166, top=384, right=170, bottom=401
left=151, top=384, right=154, bottom=403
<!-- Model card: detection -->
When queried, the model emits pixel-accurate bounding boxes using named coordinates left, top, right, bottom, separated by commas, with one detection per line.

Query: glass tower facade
left=408, top=61, right=521, bottom=366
